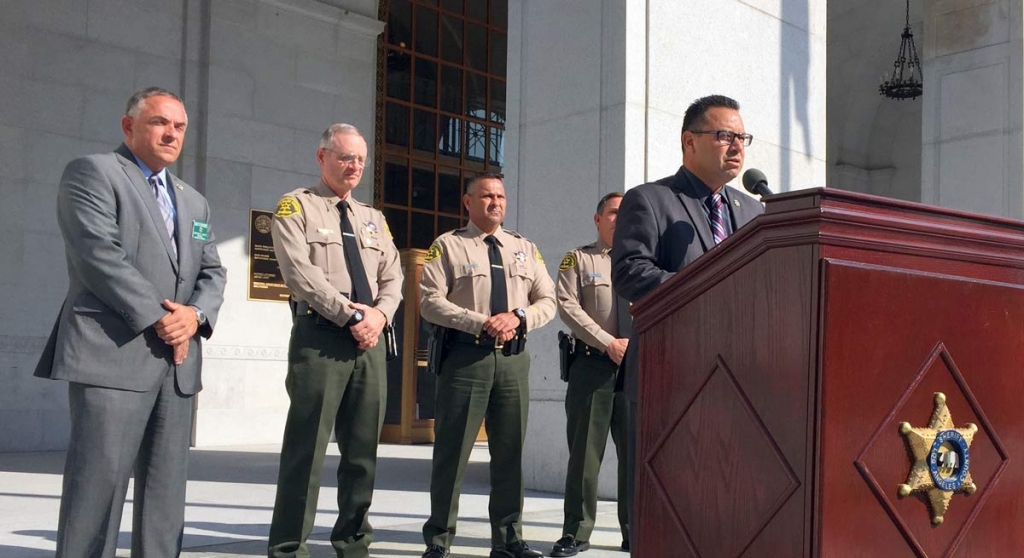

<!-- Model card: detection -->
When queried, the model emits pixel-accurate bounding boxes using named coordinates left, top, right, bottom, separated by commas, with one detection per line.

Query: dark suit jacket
left=611, top=165, right=764, bottom=401
left=35, top=144, right=227, bottom=394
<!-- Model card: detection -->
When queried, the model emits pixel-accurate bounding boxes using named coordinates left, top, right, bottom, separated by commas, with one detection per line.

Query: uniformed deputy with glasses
left=268, top=123, right=404, bottom=558
left=610, top=95, right=764, bottom=553
left=418, top=173, right=556, bottom=558
left=550, top=192, right=630, bottom=557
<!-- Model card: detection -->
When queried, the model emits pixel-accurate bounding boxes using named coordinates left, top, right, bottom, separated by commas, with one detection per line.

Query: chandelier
left=879, top=0, right=923, bottom=100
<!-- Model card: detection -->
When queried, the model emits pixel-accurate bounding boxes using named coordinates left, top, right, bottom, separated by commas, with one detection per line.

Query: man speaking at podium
left=610, top=94, right=764, bottom=545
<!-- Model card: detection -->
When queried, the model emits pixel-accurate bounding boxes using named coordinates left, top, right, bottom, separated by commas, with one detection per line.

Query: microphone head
left=742, top=168, right=768, bottom=194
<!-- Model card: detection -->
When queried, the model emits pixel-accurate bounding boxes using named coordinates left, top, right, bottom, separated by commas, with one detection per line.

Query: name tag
left=191, top=220, right=210, bottom=241
left=588, top=273, right=602, bottom=278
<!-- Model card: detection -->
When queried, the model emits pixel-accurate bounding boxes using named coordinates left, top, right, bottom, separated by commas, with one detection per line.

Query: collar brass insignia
left=898, top=392, right=977, bottom=525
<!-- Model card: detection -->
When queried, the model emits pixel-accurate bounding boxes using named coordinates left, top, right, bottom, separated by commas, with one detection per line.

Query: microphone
left=742, top=168, right=773, bottom=197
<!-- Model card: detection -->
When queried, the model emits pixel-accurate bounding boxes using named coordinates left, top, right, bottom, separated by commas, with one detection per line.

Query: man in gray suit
left=34, top=87, right=227, bottom=558
left=610, top=94, right=764, bottom=551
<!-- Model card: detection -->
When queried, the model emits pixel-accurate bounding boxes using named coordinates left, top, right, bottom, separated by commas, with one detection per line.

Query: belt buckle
left=494, top=339, right=504, bottom=349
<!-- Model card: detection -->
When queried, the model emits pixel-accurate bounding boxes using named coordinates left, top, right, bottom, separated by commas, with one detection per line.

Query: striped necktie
left=149, top=175, right=177, bottom=256
left=709, top=193, right=728, bottom=245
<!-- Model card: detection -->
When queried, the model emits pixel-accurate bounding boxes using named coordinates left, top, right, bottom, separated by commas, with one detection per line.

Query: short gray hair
left=319, top=123, right=363, bottom=149
left=126, top=87, right=183, bottom=118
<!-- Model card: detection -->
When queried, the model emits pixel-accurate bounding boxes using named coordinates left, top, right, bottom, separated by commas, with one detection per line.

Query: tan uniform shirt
left=271, top=181, right=403, bottom=326
left=419, top=221, right=556, bottom=335
left=556, top=239, right=620, bottom=350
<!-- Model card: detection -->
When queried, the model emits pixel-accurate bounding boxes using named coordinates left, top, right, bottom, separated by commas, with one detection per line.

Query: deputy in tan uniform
left=550, top=193, right=630, bottom=557
left=418, top=173, right=555, bottom=558
left=268, top=123, right=403, bottom=558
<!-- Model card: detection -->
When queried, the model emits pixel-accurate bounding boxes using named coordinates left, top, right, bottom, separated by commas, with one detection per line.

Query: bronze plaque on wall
left=248, top=209, right=289, bottom=302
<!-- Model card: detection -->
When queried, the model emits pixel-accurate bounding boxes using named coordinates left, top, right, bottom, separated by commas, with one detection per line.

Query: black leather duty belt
left=449, top=330, right=504, bottom=349
left=574, top=341, right=610, bottom=360
left=291, top=300, right=315, bottom=316
left=290, top=300, right=347, bottom=330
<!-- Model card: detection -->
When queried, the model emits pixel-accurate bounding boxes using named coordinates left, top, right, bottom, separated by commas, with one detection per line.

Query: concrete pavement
left=0, top=444, right=628, bottom=558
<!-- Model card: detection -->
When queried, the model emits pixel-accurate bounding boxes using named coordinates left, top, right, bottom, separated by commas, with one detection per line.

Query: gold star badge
left=898, top=392, right=977, bottom=525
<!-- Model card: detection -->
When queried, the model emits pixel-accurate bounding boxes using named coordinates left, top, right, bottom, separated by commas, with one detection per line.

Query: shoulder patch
left=275, top=197, right=301, bottom=218
left=535, top=249, right=545, bottom=263
left=424, top=243, right=442, bottom=263
left=559, top=252, right=577, bottom=271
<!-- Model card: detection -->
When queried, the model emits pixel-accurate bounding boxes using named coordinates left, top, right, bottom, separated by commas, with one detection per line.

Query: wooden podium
left=630, top=188, right=1024, bottom=557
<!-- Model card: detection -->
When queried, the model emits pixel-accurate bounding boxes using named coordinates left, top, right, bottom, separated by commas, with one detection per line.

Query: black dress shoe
left=422, top=544, right=450, bottom=558
left=621, top=539, right=630, bottom=552
left=490, top=540, right=544, bottom=558
left=551, top=534, right=590, bottom=557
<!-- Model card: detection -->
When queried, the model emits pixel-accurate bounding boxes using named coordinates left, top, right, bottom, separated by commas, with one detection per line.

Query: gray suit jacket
left=35, top=144, right=227, bottom=394
left=611, top=165, right=764, bottom=401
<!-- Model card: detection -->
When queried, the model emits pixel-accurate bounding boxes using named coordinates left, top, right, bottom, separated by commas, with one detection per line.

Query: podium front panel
left=819, top=259, right=1022, bottom=557
left=636, top=246, right=817, bottom=557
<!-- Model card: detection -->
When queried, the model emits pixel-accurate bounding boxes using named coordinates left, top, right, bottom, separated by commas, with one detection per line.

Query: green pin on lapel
left=192, top=220, right=210, bottom=241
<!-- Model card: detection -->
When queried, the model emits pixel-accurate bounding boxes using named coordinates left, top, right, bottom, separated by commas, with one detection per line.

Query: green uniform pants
left=268, top=315, right=387, bottom=558
left=423, top=345, right=531, bottom=549
left=561, top=354, right=629, bottom=542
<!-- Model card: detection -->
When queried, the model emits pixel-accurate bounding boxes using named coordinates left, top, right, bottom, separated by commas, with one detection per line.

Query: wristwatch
left=347, top=309, right=365, bottom=326
left=191, top=306, right=207, bottom=326
left=513, top=308, right=526, bottom=322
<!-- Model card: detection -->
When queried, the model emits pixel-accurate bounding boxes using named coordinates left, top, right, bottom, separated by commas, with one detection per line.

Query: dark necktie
left=338, top=200, right=373, bottom=304
left=484, top=235, right=508, bottom=315
left=708, top=193, right=728, bottom=245
left=149, top=175, right=177, bottom=256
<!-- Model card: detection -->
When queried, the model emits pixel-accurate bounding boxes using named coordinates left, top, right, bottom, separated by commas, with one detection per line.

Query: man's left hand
left=155, top=300, right=199, bottom=346
left=349, top=303, right=386, bottom=350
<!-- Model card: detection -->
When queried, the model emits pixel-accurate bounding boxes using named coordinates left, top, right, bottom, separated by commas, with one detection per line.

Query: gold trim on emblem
left=897, top=392, right=978, bottom=525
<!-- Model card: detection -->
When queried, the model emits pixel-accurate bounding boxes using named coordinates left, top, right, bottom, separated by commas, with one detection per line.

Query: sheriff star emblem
left=897, top=392, right=977, bottom=525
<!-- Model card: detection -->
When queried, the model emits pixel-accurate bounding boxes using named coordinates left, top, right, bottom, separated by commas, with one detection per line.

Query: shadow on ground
left=0, top=448, right=494, bottom=495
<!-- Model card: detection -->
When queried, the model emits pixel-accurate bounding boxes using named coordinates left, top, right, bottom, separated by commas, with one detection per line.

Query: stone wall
left=0, top=0, right=382, bottom=451
left=921, top=0, right=1023, bottom=217
left=509, top=0, right=827, bottom=498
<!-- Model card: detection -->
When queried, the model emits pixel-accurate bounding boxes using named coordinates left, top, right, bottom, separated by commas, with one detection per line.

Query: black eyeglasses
left=688, top=130, right=754, bottom=147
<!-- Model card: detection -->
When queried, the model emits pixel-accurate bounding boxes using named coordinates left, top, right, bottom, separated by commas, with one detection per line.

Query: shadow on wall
left=781, top=0, right=813, bottom=192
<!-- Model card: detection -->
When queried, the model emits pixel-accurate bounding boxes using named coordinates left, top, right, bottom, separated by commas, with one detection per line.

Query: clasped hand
left=483, top=312, right=521, bottom=342
left=155, top=300, right=198, bottom=365
left=349, top=303, right=387, bottom=350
